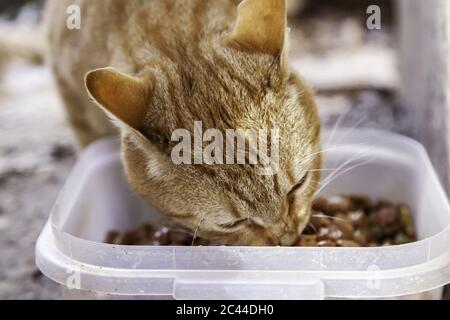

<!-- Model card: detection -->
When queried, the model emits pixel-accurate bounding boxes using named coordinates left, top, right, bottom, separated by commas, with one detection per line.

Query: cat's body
left=46, top=0, right=322, bottom=246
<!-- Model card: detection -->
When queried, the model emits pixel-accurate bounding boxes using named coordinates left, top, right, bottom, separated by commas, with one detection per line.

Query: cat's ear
left=85, top=67, right=148, bottom=131
left=227, top=0, right=287, bottom=55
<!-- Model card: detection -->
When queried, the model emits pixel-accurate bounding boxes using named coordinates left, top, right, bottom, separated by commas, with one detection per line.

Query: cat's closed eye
left=219, top=217, right=266, bottom=230
left=219, top=218, right=249, bottom=229
left=291, top=172, right=309, bottom=193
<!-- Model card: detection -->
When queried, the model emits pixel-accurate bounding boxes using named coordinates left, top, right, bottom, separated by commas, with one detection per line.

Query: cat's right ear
left=85, top=67, right=149, bottom=131
left=226, top=0, right=287, bottom=55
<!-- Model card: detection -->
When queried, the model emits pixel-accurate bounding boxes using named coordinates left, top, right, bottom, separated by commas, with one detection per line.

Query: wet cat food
left=298, top=195, right=417, bottom=247
left=105, top=224, right=211, bottom=246
left=105, top=195, right=417, bottom=247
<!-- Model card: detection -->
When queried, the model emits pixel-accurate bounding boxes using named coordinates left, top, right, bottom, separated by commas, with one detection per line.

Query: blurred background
left=0, top=0, right=447, bottom=299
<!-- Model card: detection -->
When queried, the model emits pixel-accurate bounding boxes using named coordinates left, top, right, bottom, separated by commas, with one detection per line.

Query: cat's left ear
left=85, top=67, right=149, bottom=131
left=227, top=0, right=287, bottom=55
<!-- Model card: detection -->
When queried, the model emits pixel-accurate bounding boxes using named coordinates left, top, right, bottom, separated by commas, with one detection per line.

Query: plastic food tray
left=36, top=129, right=450, bottom=299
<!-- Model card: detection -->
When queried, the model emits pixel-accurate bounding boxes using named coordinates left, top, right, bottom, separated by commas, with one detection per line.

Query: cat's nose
left=279, top=231, right=298, bottom=246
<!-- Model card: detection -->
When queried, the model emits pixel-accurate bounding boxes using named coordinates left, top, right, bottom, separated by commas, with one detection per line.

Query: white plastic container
left=35, top=129, right=450, bottom=300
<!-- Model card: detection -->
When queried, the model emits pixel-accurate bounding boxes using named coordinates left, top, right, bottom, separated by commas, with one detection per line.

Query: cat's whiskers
left=191, top=212, right=206, bottom=247
left=309, top=214, right=354, bottom=238
left=297, top=147, right=372, bottom=197
left=327, top=105, right=354, bottom=146
left=327, top=112, right=369, bottom=147
left=162, top=221, right=196, bottom=238
left=301, top=112, right=376, bottom=237
left=311, top=213, right=352, bottom=224
left=305, top=168, right=356, bottom=173
left=294, top=143, right=368, bottom=169
left=298, top=148, right=371, bottom=194
left=319, top=111, right=372, bottom=190
left=171, top=227, right=194, bottom=236
left=307, top=222, right=318, bottom=233
left=315, top=155, right=373, bottom=196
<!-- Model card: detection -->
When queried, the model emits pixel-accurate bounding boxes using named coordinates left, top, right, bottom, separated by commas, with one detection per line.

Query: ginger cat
left=46, top=0, right=322, bottom=246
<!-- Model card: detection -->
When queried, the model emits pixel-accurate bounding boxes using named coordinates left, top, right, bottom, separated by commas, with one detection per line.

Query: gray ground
left=0, top=61, right=76, bottom=299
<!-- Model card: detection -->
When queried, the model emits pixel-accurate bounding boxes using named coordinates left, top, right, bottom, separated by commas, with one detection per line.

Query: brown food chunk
left=312, top=197, right=329, bottom=213
left=334, top=219, right=354, bottom=239
left=317, top=240, right=337, bottom=247
left=376, top=206, right=399, bottom=226
left=297, top=235, right=318, bottom=247
left=326, top=196, right=351, bottom=215
left=337, top=240, right=361, bottom=247
left=353, top=230, right=368, bottom=246
left=346, top=194, right=373, bottom=212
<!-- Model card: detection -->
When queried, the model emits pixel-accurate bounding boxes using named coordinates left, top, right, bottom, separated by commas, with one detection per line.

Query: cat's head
left=85, top=0, right=321, bottom=246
